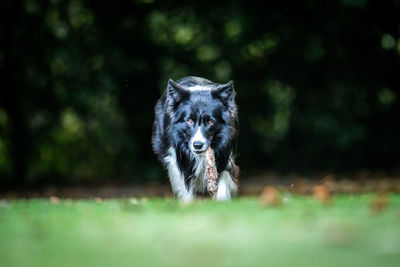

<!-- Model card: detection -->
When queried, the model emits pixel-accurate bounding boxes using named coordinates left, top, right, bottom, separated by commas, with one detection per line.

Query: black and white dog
left=152, top=76, right=239, bottom=201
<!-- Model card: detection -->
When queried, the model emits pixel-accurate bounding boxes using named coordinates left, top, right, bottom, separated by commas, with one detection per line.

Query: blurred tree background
left=0, top=0, right=399, bottom=187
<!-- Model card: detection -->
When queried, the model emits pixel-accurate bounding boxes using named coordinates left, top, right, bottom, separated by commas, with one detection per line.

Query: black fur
left=152, top=76, right=239, bottom=188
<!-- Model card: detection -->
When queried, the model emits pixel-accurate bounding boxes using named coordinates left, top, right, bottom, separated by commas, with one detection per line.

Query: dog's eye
left=187, top=119, right=193, bottom=125
left=208, top=120, right=214, bottom=126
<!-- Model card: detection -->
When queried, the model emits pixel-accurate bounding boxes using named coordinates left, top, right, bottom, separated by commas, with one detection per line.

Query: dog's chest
left=192, top=154, right=209, bottom=192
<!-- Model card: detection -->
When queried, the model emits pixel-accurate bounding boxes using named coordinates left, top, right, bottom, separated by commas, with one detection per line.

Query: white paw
left=180, top=193, right=194, bottom=203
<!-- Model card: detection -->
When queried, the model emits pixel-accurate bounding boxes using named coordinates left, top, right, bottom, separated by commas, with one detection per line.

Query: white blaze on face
left=191, top=128, right=206, bottom=150
left=187, top=85, right=212, bottom=92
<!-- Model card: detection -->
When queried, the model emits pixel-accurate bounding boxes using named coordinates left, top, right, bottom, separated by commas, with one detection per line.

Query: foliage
left=0, top=0, right=399, bottom=184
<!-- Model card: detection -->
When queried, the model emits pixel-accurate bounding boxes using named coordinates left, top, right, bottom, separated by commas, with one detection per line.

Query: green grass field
left=0, top=196, right=399, bottom=267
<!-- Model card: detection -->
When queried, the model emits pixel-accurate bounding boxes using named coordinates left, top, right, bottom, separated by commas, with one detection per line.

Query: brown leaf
left=260, top=186, right=282, bottom=206
left=320, top=174, right=336, bottom=193
left=369, top=192, right=389, bottom=213
left=313, top=185, right=331, bottom=204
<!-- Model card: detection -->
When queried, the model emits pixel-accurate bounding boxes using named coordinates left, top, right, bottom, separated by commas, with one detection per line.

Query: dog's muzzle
left=191, top=128, right=209, bottom=154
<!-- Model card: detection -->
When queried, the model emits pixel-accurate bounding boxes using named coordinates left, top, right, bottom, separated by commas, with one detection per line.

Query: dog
left=152, top=76, right=239, bottom=201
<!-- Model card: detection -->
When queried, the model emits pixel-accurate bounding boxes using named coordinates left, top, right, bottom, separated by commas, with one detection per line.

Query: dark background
left=1, top=0, right=399, bottom=188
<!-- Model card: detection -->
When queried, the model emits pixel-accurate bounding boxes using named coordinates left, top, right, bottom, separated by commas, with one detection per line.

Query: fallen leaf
left=313, top=185, right=331, bottom=204
left=320, top=174, right=336, bottom=193
left=260, top=186, right=282, bottom=206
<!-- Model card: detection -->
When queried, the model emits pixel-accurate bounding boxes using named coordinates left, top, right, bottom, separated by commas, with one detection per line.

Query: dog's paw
left=180, top=193, right=194, bottom=203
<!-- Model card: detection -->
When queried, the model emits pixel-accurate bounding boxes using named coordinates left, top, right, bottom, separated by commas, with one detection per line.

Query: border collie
left=152, top=76, right=239, bottom=201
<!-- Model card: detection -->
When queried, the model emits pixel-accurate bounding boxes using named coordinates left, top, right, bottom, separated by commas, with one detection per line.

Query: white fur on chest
left=190, top=153, right=209, bottom=194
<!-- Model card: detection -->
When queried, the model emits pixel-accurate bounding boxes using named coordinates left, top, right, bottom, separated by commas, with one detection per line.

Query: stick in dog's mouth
left=206, top=147, right=218, bottom=198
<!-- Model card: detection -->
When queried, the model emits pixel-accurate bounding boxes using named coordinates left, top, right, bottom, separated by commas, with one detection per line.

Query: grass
left=0, top=195, right=399, bottom=267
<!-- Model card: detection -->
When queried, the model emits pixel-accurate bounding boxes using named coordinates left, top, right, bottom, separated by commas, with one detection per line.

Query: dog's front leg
left=166, top=158, right=193, bottom=202
left=216, top=171, right=238, bottom=201
left=164, top=149, right=194, bottom=201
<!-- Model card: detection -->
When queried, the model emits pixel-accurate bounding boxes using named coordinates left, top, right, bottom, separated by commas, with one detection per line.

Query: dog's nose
left=193, top=141, right=204, bottom=150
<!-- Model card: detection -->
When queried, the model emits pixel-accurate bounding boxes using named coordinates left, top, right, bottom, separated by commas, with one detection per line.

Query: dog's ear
left=212, top=80, right=235, bottom=105
left=167, top=79, right=189, bottom=103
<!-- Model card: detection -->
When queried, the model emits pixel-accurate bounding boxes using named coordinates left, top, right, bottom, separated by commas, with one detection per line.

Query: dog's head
left=167, top=78, right=236, bottom=155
